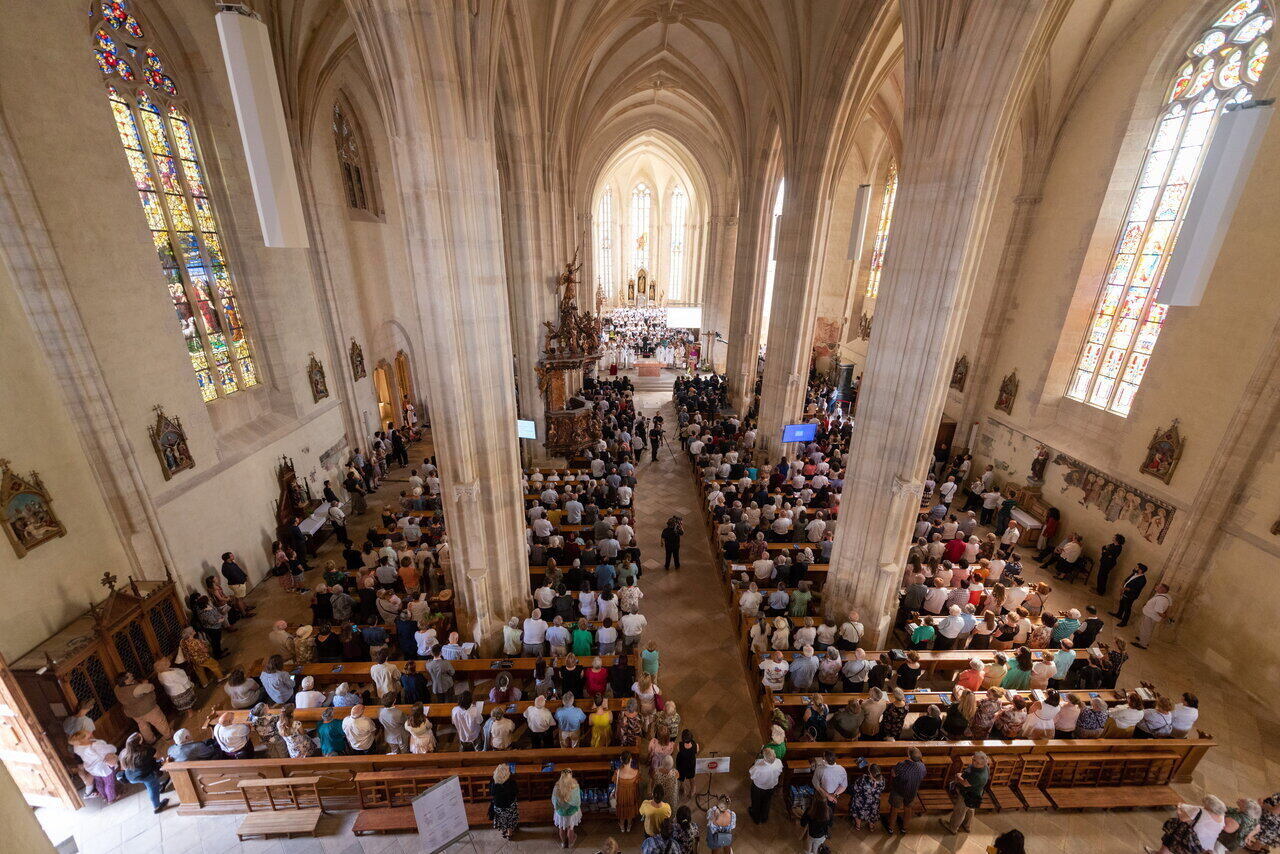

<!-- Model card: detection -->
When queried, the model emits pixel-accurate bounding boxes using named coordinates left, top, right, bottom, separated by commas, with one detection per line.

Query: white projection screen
left=666, top=307, right=703, bottom=329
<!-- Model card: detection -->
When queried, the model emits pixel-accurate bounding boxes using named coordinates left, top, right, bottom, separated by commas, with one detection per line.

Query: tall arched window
left=865, top=160, right=898, bottom=300
left=333, top=96, right=378, bottom=214
left=630, top=183, right=652, bottom=277
left=668, top=185, right=688, bottom=301
left=760, top=179, right=785, bottom=349
left=1067, top=0, right=1272, bottom=415
left=92, top=1, right=258, bottom=402
left=596, top=188, right=614, bottom=298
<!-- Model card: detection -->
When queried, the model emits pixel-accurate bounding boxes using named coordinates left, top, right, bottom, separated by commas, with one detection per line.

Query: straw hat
left=295, top=625, right=314, bottom=640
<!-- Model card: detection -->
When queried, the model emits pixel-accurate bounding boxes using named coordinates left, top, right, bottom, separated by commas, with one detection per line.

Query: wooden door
left=0, top=653, right=81, bottom=808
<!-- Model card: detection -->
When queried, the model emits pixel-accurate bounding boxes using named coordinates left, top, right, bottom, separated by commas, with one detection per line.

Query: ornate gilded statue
left=557, top=256, right=582, bottom=308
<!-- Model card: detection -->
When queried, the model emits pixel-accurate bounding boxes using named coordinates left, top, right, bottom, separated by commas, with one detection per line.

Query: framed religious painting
left=308, top=353, right=330, bottom=403
left=1139, top=419, right=1184, bottom=484
left=349, top=338, right=367, bottom=381
left=995, top=370, right=1018, bottom=414
left=0, top=459, right=66, bottom=558
left=147, top=406, right=194, bottom=481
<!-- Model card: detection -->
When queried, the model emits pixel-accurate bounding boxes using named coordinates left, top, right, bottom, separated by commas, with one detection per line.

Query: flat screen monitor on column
left=665, top=306, right=702, bottom=329
left=782, top=423, right=817, bottom=444
left=517, top=419, right=537, bottom=440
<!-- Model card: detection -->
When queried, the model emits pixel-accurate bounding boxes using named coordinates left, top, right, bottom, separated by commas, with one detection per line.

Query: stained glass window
left=865, top=160, right=898, bottom=299
left=333, top=97, right=378, bottom=213
left=630, top=183, right=652, bottom=277
left=1066, top=0, right=1271, bottom=416
left=668, top=185, right=688, bottom=301
left=92, top=1, right=258, bottom=402
left=596, top=187, right=614, bottom=298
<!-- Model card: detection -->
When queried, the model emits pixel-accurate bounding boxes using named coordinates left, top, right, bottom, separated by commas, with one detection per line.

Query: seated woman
left=1103, top=692, right=1145, bottom=738
left=910, top=705, right=944, bottom=740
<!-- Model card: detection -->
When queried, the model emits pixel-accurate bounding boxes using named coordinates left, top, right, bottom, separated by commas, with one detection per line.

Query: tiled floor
left=35, top=371, right=1280, bottom=853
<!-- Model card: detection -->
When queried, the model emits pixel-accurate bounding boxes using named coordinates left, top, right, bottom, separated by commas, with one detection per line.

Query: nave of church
left=2, top=1, right=1280, bottom=852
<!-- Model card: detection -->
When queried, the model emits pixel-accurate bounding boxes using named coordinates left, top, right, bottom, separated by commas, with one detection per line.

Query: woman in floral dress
left=849, top=765, right=886, bottom=830
left=967, top=688, right=1004, bottom=739
left=616, top=699, right=643, bottom=747
left=248, top=703, right=287, bottom=758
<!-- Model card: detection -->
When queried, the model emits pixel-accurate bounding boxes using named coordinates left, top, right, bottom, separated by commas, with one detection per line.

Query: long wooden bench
left=1041, top=750, right=1182, bottom=809
left=167, top=747, right=626, bottom=815
left=282, top=654, right=634, bottom=688
left=209, top=697, right=631, bottom=728
left=352, top=760, right=616, bottom=833
left=235, top=777, right=324, bottom=841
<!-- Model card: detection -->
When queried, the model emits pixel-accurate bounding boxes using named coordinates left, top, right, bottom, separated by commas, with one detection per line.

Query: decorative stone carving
left=349, top=338, right=367, bottom=381
left=0, top=458, right=66, bottom=558
left=452, top=481, right=481, bottom=503
left=995, top=370, right=1018, bottom=414
left=950, top=355, right=969, bottom=392
left=147, top=405, right=193, bottom=481
left=858, top=312, right=873, bottom=340
left=307, top=353, right=329, bottom=403
left=1139, top=419, right=1184, bottom=485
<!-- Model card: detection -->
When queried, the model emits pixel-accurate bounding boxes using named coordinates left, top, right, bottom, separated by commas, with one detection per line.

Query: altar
left=636, top=359, right=662, bottom=377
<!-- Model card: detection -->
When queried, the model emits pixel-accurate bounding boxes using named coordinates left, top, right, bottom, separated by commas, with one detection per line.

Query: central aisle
left=627, top=379, right=796, bottom=849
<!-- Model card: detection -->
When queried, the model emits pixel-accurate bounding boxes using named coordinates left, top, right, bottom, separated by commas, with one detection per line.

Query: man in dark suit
left=1110, top=563, right=1148, bottom=627
left=1095, top=534, right=1126, bottom=595
left=1072, top=605, right=1106, bottom=647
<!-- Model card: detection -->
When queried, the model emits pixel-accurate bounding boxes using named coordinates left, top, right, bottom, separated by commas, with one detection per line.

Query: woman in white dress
left=1021, top=690, right=1061, bottom=739
left=406, top=704, right=436, bottom=753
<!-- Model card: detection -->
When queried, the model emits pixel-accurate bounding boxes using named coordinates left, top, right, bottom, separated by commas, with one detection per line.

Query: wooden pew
left=209, top=697, right=631, bottom=728
left=281, top=654, right=635, bottom=689
left=168, top=747, right=627, bottom=815
left=353, top=761, right=616, bottom=834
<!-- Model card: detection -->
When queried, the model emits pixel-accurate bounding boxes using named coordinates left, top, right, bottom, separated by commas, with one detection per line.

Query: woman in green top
left=909, top=616, right=937, bottom=649
left=316, top=707, right=347, bottom=755
left=571, top=621, right=594, bottom=658
left=999, top=647, right=1034, bottom=690
left=788, top=581, right=813, bottom=617
left=1219, top=798, right=1261, bottom=851
left=641, top=642, right=660, bottom=676
left=551, top=769, right=582, bottom=848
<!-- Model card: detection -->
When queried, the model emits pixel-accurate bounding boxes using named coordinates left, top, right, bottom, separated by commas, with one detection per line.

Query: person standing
left=113, top=672, right=171, bottom=743
left=1111, top=563, right=1148, bottom=626
left=939, top=752, right=989, bottom=834
left=489, top=764, right=519, bottom=841
left=1095, top=534, right=1125, bottom=595
left=552, top=770, right=583, bottom=848
left=801, top=796, right=833, bottom=854
left=883, top=747, right=927, bottom=834
left=327, top=501, right=350, bottom=546
left=747, top=747, right=782, bottom=824
left=219, top=552, right=254, bottom=616
left=1134, top=583, right=1173, bottom=649
left=661, top=517, right=684, bottom=571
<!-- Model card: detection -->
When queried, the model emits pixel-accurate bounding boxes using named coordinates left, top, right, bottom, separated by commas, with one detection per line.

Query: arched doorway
left=394, top=350, right=416, bottom=424
left=373, top=360, right=396, bottom=427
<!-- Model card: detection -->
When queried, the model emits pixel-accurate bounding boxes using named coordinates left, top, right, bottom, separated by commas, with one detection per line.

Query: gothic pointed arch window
left=630, top=182, right=652, bottom=277
left=92, top=0, right=258, bottom=402
left=865, top=160, right=898, bottom=300
left=668, top=185, right=688, bottom=301
left=1066, top=0, right=1272, bottom=415
left=596, top=187, right=614, bottom=298
left=333, top=94, right=380, bottom=215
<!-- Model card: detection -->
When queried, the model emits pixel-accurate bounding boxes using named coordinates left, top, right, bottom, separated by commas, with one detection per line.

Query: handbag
left=1161, top=808, right=1202, bottom=854
left=653, top=692, right=665, bottom=711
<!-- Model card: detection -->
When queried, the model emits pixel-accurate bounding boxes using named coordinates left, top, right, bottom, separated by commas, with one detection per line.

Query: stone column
left=755, top=173, right=830, bottom=459
left=348, top=0, right=530, bottom=648
left=724, top=183, right=769, bottom=410
left=700, top=214, right=738, bottom=372
left=821, top=0, right=1056, bottom=643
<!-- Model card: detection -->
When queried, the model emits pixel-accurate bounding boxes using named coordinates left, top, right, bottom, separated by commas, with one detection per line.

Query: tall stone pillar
left=724, top=183, right=769, bottom=411
left=821, top=0, right=1056, bottom=643
left=700, top=213, right=738, bottom=372
left=754, top=172, right=829, bottom=459
left=348, top=0, right=530, bottom=647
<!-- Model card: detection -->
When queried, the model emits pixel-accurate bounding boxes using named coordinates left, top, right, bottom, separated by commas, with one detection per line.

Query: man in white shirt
left=343, top=705, right=379, bottom=753
left=451, top=694, right=484, bottom=750
left=615, top=520, right=635, bottom=548
left=369, top=651, right=401, bottom=699
left=1000, top=521, right=1022, bottom=553
left=1135, top=583, right=1172, bottom=649
left=752, top=556, right=776, bottom=582
left=980, top=489, right=1002, bottom=525
left=689, top=437, right=705, bottom=456
left=617, top=484, right=633, bottom=507
left=522, top=610, right=548, bottom=657
left=294, top=676, right=325, bottom=708
left=327, top=501, right=349, bottom=544
left=620, top=610, right=647, bottom=648
left=938, top=476, right=958, bottom=506
left=805, top=513, right=827, bottom=543
left=837, top=611, right=864, bottom=650
left=770, top=514, right=793, bottom=538
left=1003, top=583, right=1030, bottom=612
left=935, top=605, right=966, bottom=649
left=531, top=516, right=554, bottom=540
left=748, top=747, right=784, bottom=823
left=545, top=617, right=571, bottom=656
left=590, top=457, right=606, bottom=477
left=758, top=651, right=789, bottom=691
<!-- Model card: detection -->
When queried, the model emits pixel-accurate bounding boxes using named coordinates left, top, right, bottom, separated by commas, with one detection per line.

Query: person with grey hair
left=165, top=728, right=217, bottom=762
left=939, top=752, right=989, bottom=834
left=294, top=676, right=326, bottom=709
left=1153, top=794, right=1227, bottom=854
left=1218, top=797, right=1262, bottom=852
